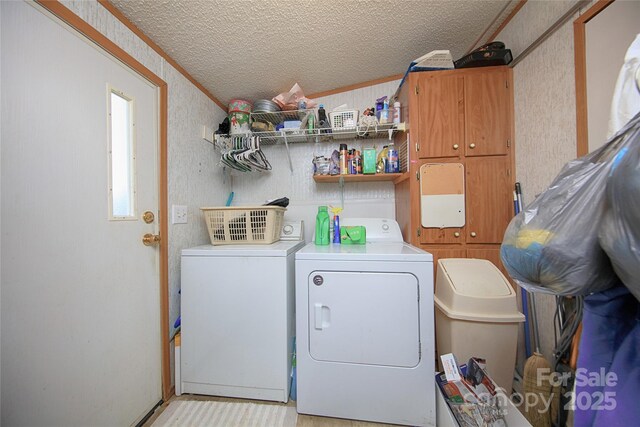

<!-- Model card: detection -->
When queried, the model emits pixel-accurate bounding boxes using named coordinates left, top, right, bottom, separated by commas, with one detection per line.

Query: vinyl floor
left=143, top=394, right=401, bottom=427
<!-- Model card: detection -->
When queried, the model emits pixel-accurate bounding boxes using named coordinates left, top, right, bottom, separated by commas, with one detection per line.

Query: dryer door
left=308, top=271, right=420, bottom=367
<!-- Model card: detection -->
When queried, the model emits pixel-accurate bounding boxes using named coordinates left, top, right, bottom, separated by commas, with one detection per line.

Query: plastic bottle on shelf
left=315, top=206, right=330, bottom=245
left=317, top=104, right=329, bottom=134
left=348, top=149, right=356, bottom=174
left=318, top=104, right=327, bottom=124
left=377, top=145, right=389, bottom=174
left=354, top=150, right=362, bottom=174
left=387, top=142, right=399, bottom=173
left=393, top=101, right=401, bottom=124
left=339, top=144, right=348, bottom=175
left=307, top=112, right=315, bottom=134
left=380, top=98, right=390, bottom=124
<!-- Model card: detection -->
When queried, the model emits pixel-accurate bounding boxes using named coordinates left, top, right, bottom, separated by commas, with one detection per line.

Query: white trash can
left=435, top=258, right=525, bottom=392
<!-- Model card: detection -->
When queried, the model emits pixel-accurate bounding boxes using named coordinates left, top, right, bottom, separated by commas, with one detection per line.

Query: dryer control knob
left=283, top=224, right=293, bottom=235
left=382, top=224, right=389, bottom=231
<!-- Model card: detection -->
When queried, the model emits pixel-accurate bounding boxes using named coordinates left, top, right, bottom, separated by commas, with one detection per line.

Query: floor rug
left=151, top=399, right=298, bottom=427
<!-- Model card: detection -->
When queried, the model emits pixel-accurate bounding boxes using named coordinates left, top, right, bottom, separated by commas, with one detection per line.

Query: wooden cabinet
left=416, top=74, right=464, bottom=159
left=464, top=71, right=511, bottom=156
left=414, top=70, right=511, bottom=159
left=394, top=66, right=514, bottom=275
left=465, top=156, right=513, bottom=243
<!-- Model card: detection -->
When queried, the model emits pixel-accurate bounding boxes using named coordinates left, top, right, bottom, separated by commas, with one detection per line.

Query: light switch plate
left=202, top=125, right=214, bottom=143
left=172, top=205, right=188, bottom=224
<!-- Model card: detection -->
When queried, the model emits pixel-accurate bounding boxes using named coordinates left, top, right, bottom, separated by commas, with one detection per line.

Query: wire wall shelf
left=214, top=122, right=406, bottom=147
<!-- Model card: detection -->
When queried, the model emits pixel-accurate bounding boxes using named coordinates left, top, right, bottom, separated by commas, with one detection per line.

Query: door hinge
left=417, top=227, right=421, bottom=237
left=416, top=171, right=420, bottom=181
left=507, top=168, right=511, bottom=177
left=416, top=142, right=420, bottom=152
left=507, top=138, right=511, bottom=148
left=415, top=85, right=420, bottom=95
left=506, top=80, right=509, bottom=89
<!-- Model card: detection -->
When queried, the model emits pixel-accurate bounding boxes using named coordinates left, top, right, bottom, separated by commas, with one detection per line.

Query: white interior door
left=308, top=271, right=420, bottom=367
left=1, top=2, right=161, bottom=425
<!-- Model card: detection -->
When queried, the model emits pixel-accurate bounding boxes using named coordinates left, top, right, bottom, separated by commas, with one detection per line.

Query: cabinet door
left=417, top=159, right=465, bottom=244
left=466, top=156, right=513, bottom=244
left=417, top=73, right=464, bottom=159
left=464, top=70, right=510, bottom=156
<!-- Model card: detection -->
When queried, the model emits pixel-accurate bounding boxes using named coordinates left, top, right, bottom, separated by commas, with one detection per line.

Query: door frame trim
left=573, top=0, right=615, bottom=157
left=35, top=0, right=171, bottom=400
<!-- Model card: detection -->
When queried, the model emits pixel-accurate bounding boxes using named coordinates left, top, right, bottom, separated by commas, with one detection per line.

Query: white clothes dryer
left=295, top=218, right=435, bottom=426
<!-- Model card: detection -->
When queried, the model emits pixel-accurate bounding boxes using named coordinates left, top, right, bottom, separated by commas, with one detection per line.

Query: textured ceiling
left=109, top=0, right=515, bottom=106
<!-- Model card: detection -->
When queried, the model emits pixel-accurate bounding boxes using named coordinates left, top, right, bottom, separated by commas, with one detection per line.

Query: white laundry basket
left=434, top=258, right=524, bottom=392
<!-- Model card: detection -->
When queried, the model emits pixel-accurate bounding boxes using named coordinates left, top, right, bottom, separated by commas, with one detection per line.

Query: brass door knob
left=469, top=143, right=476, bottom=149
left=142, top=211, right=155, bottom=224
left=470, top=231, right=477, bottom=238
left=453, top=144, right=459, bottom=150
left=142, top=233, right=161, bottom=246
left=454, top=232, right=460, bottom=238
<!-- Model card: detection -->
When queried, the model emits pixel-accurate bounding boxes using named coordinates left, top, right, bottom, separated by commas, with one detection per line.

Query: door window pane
left=108, top=89, right=136, bottom=219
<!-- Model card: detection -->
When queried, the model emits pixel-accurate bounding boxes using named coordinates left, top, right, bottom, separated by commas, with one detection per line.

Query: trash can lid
left=435, top=258, right=524, bottom=322
left=442, top=258, right=512, bottom=297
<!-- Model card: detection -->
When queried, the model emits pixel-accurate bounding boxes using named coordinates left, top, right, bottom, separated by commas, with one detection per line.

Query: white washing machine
left=295, top=218, right=435, bottom=426
left=181, top=238, right=305, bottom=402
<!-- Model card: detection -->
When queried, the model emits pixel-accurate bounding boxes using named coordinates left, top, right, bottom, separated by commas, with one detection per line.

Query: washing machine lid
left=182, top=240, right=305, bottom=257
left=295, top=242, right=432, bottom=262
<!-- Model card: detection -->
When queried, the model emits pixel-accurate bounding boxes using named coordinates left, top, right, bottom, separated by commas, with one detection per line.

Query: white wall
left=586, top=0, right=640, bottom=150
left=229, top=80, right=401, bottom=241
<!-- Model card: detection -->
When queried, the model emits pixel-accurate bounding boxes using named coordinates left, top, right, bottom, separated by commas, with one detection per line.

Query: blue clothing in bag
left=575, top=284, right=639, bottom=427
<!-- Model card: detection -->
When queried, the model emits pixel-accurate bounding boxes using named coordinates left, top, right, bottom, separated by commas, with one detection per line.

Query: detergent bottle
left=315, top=206, right=330, bottom=245
left=329, top=206, right=343, bottom=244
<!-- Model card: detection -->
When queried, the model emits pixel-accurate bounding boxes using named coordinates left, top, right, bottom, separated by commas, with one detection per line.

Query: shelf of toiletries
left=312, top=136, right=409, bottom=184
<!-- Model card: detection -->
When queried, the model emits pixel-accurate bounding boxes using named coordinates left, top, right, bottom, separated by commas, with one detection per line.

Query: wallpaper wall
left=495, top=0, right=597, bottom=367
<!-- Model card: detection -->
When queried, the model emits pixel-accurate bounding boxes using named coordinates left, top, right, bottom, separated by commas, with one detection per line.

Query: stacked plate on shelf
left=252, top=99, right=281, bottom=128
left=253, top=99, right=281, bottom=114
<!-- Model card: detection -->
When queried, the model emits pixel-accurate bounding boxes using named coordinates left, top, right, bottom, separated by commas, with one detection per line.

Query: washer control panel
left=280, top=220, right=304, bottom=241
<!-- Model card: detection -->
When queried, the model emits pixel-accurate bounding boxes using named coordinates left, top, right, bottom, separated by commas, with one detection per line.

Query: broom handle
left=530, top=293, right=542, bottom=353
left=522, top=289, right=532, bottom=358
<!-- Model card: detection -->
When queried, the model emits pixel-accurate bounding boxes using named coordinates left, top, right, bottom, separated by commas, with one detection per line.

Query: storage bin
left=329, top=110, right=358, bottom=139
left=434, top=258, right=524, bottom=392
left=201, top=206, right=285, bottom=245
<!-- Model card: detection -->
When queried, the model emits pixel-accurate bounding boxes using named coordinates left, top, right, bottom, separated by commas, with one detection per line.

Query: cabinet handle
left=454, top=232, right=460, bottom=238
left=453, top=144, right=459, bottom=150
left=469, top=143, right=476, bottom=149
left=470, top=232, right=477, bottom=238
